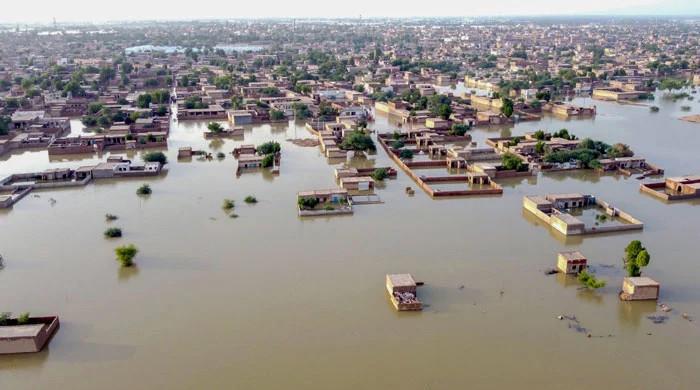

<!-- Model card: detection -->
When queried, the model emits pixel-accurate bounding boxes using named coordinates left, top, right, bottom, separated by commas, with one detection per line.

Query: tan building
left=620, top=277, right=660, bottom=301
left=386, top=274, right=422, bottom=311
left=557, top=251, right=588, bottom=274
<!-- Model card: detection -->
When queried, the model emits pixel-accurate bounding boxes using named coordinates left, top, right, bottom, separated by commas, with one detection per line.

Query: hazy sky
left=2, top=0, right=700, bottom=23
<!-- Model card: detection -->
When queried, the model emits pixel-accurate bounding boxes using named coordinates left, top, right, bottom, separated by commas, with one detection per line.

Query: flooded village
left=1, top=16, right=700, bottom=390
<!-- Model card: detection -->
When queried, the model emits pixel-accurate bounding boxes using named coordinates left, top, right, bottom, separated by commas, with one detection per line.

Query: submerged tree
left=207, top=122, right=224, bottom=134
left=115, top=244, right=138, bottom=267
left=577, top=270, right=606, bottom=289
left=340, top=131, right=375, bottom=151
left=624, top=240, right=651, bottom=277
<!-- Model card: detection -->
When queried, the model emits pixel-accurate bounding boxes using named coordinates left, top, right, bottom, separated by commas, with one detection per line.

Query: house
left=339, top=176, right=375, bottom=191
left=557, top=251, right=588, bottom=274
left=386, top=274, right=422, bottom=311
left=0, top=316, right=60, bottom=354
left=297, top=189, right=349, bottom=204
left=523, top=193, right=643, bottom=237
left=237, top=154, right=265, bottom=169
left=592, top=88, right=640, bottom=101
left=178, top=147, right=193, bottom=158
left=598, top=157, right=647, bottom=171
left=227, top=110, right=254, bottom=125
left=620, top=277, right=660, bottom=301
left=640, top=175, right=700, bottom=201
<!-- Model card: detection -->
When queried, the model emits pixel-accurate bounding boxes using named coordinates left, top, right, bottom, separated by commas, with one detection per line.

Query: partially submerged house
left=640, top=175, right=700, bottom=201
left=557, top=251, right=588, bottom=274
left=386, top=274, right=422, bottom=311
left=523, top=193, right=644, bottom=236
left=620, top=277, right=660, bottom=301
left=0, top=316, right=60, bottom=354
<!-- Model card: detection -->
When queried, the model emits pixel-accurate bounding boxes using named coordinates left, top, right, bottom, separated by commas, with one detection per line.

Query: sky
left=2, top=0, right=700, bottom=23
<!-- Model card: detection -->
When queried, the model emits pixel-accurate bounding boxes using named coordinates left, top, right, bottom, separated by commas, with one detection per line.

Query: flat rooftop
left=387, top=273, right=416, bottom=288
left=626, top=277, right=660, bottom=287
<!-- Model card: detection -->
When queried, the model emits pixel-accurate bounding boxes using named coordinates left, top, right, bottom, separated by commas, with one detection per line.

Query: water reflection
left=118, top=265, right=140, bottom=282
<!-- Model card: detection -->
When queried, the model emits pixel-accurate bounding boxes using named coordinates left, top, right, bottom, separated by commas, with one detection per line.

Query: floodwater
left=1, top=89, right=700, bottom=389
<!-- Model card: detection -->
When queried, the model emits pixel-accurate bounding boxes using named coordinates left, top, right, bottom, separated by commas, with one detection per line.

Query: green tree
left=207, top=122, right=224, bottom=134
left=535, top=141, right=546, bottom=154
left=624, top=240, right=651, bottom=277
left=269, top=109, right=285, bottom=120
left=256, top=141, right=281, bottom=155
left=449, top=123, right=470, bottom=136
left=501, top=152, right=526, bottom=171
left=137, top=94, right=152, bottom=108
left=340, top=131, right=375, bottom=151
left=143, top=151, right=167, bottom=165
left=371, top=168, right=389, bottom=181
left=501, top=97, right=514, bottom=118
left=399, top=149, right=414, bottom=159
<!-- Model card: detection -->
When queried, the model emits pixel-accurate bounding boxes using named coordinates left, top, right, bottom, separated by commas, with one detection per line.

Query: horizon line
left=2, top=14, right=700, bottom=26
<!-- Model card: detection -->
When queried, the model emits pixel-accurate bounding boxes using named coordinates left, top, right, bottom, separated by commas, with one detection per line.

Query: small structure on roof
left=0, top=316, right=60, bottom=354
left=386, top=274, right=422, bottom=311
left=557, top=251, right=587, bottom=274
left=620, top=277, right=660, bottom=301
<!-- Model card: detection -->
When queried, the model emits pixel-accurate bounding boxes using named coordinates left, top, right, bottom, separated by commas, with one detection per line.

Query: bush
left=207, top=122, right=224, bottom=133
left=261, top=154, right=275, bottom=168
left=501, top=152, right=526, bottom=171
left=0, top=312, right=10, bottom=325
left=577, top=270, right=606, bottom=289
left=105, top=213, right=119, bottom=221
left=256, top=141, right=281, bottom=155
left=298, top=197, right=319, bottom=210
left=17, top=312, right=30, bottom=324
left=269, top=109, right=285, bottom=120
left=399, top=149, right=414, bottom=160
left=449, top=123, right=470, bottom=136
left=136, top=184, right=152, bottom=195
left=143, top=151, right=167, bottom=165
left=222, top=199, right=235, bottom=210
left=244, top=195, right=257, bottom=204
left=391, top=140, right=405, bottom=149
left=371, top=168, right=389, bottom=181
left=104, top=227, right=123, bottom=238
left=115, top=244, right=138, bottom=267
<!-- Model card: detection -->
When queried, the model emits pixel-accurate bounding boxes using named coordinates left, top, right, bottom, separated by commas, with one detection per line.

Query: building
left=640, top=175, right=700, bottom=201
left=386, top=274, right=422, bottom=311
left=339, top=176, right=375, bottom=191
left=620, top=277, right=660, bottom=301
left=0, top=316, right=60, bottom=354
left=557, top=251, right=588, bottom=274
left=592, top=88, right=640, bottom=101
left=523, top=193, right=643, bottom=236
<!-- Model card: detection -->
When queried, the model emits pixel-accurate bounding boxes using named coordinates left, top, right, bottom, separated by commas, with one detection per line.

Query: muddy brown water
left=1, top=91, right=700, bottom=389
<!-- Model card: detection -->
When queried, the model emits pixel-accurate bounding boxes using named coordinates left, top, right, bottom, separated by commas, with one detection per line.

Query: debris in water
left=287, top=138, right=320, bottom=147
left=647, top=315, right=669, bottom=324
left=0, top=254, right=4, bottom=269
left=659, top=303, right=672, bottom=312
left=681, top=313, right=693, bottom=322
left=559, top=315, right=588, bottom=334
left=49, top=198, right=56, bottom=206
left=458, top=285, right=464, bottom=290
left=544, top=269, right=558, bottom=275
